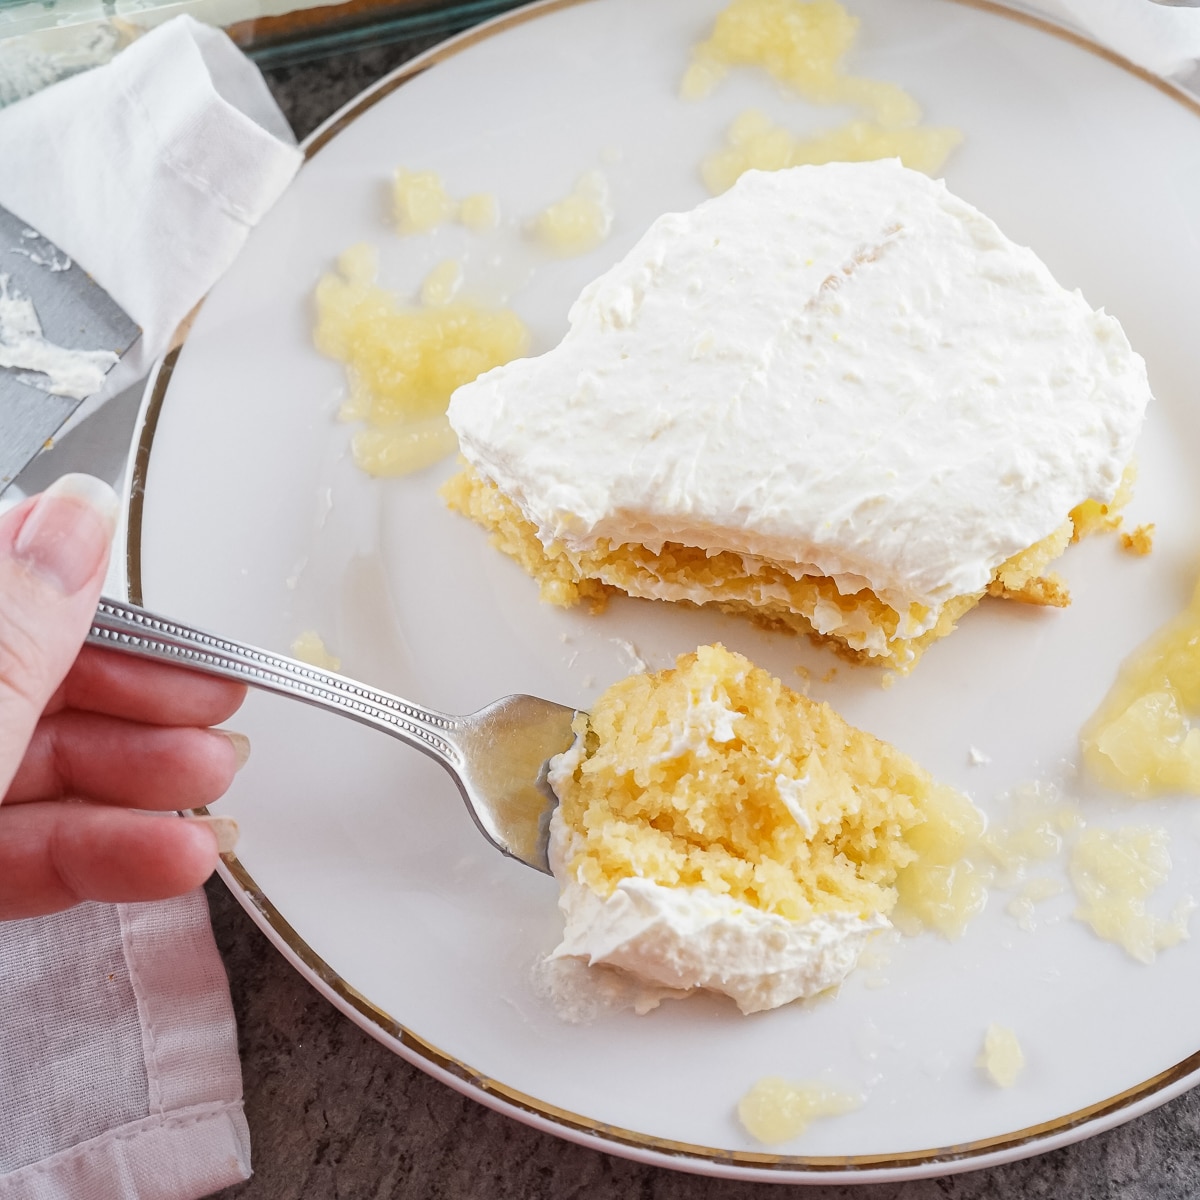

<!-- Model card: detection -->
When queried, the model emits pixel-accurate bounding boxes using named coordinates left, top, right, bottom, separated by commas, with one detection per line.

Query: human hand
left=0, top=474, right=248, bottom=921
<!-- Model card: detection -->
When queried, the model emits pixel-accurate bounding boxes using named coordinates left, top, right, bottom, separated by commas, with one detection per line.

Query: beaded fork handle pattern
left=88, top=597, right=462, bottom=767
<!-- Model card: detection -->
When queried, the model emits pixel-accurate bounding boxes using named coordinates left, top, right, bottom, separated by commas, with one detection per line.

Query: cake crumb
left=977, top=1024, right=1024, bottom=1087
left=880, top=672, right=896, bottom=691
left=1120, top=524, right=1155, bottom=556
left=967, top=746, right=991, bottom=766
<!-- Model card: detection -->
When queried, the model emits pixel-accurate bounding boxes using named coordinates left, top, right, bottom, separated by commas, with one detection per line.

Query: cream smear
left=448, top=160, right=1150, bottom=615
left=546, top=813, right=886, bottom=1015
left=0, top=273, right=118, bottom=400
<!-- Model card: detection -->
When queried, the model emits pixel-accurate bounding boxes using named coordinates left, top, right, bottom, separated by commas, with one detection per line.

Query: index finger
left=47, top=644, right=247, bottom=727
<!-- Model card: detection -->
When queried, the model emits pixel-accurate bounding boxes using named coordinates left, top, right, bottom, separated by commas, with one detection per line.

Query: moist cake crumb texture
left=546, top=644, right=986, bottom=1011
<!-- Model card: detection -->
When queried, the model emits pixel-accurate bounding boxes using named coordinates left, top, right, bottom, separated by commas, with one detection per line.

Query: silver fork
left=87, top=597, right=580, bottom=873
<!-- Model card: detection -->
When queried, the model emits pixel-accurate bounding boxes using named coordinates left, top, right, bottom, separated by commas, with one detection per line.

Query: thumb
left=0, top=474, right=118, bottom=799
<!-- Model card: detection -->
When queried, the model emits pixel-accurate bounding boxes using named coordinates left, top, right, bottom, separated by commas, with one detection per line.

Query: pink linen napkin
left=0, top=897, right=249, bottom=1199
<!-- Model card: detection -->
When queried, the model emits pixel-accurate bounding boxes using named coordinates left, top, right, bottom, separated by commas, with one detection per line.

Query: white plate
left=129, top=0, right=1200, bottom=1183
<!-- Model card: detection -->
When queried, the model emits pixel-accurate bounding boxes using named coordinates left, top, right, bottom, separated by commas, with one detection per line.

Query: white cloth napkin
left=0, top=12, right=302, bottom=430
left=0, top=16, right=301, bottom=1199
left=1022, top=0, right=1200, bottom=80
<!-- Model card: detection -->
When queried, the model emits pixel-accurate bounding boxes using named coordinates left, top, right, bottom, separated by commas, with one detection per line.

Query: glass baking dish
left=0, top=0, right=525, bottom=104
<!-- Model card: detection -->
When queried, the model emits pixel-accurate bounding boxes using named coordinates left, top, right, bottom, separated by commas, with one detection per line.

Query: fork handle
left=88, top=596, right=463, bottom=767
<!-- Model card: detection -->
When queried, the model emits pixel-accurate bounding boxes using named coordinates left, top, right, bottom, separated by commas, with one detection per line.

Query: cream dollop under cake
left=545, top=644, right=983, bottom=1013
left=444, top=161, right=1150, bottom=669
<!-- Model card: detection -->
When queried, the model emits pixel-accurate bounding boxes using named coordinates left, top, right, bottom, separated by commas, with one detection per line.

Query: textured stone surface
left=207, top=870, right=1200, bottom=1200
left=205, top=38, right=1200, bottom=1200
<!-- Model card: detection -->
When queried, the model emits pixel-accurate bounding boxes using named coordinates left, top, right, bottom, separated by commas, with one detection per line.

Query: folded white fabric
left=0, top=895, right=250, bottom=1200
left=0, top=16, right=301, bottom=1198
left=0, top=13, right=303, bottom=430
left=1022, top=0, right=1200, bottom=80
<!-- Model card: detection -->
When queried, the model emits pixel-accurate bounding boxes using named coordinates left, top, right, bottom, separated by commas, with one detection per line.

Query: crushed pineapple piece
left=702, top=108, right=961, bottom=195
left=551, top=643, right=985, bottom=932
left=683, top=0, right=913, bottom=124
left=983, top=781, right=1077, bottom=877
left=459, top=192, right=500, bottom=231
left=977, top=1025, right=1024, bottom=1088
left=893, top=783, right=988, bottom=938
left=738, top=1076, right=860, bottom=1144
left=531, top=170, right=613, bottom=257
left=393, top=168, right=455, bottom=234
left=392, top=171, right=502, bottom=235
left=1069, top=827, right=1193, bottom=963
left=313, top=247, right=528, bottom=477
left=1082, top=575, right=1200, bottom=796
left=420, top=259, right=464, bottom=308
left=353, top=418, right=459, bottom=477
left=684, top=0, right=961, bottom=193
left=337, top=241, right=378, bottom=286
left=1006, top=878, right=1065, bottom=932
left=291, top=630, right=341, bottom=672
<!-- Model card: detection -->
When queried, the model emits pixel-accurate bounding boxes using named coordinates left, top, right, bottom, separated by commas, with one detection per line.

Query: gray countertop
left=175, top=34, right=1200, bottom=1200
left=207, top=858, right=1200, bottom=1200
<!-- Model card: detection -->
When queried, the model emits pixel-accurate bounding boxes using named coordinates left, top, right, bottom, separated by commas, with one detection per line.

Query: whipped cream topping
left=546, top=814, right=886, bottom=1015
left=448, top=160, right=1150, bottom=613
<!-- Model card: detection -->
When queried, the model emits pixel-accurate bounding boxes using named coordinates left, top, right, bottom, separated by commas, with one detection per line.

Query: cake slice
left=445, top=161, right=1150, bottom=670
left=546, top=644, right=985, bottom=1013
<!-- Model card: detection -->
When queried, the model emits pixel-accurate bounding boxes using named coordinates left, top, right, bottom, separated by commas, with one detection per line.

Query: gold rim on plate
left=126, top=0, right=1200, bottom=1178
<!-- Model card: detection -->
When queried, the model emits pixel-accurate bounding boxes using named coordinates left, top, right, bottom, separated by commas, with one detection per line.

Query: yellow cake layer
left=442, top=463, right=1084, bottom=670
left=552, top=643, right=982, bottom=925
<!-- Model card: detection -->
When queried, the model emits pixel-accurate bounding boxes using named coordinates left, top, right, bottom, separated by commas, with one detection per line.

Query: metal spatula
left=0, top=203, right=141, bottom=494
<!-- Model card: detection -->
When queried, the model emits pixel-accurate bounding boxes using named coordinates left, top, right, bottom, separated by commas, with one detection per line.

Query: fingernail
left=185, top=814, right=240, bottom=854
left=220, top=730, right=252, bottom=770
left=14, top=474, right=119, bottom=595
